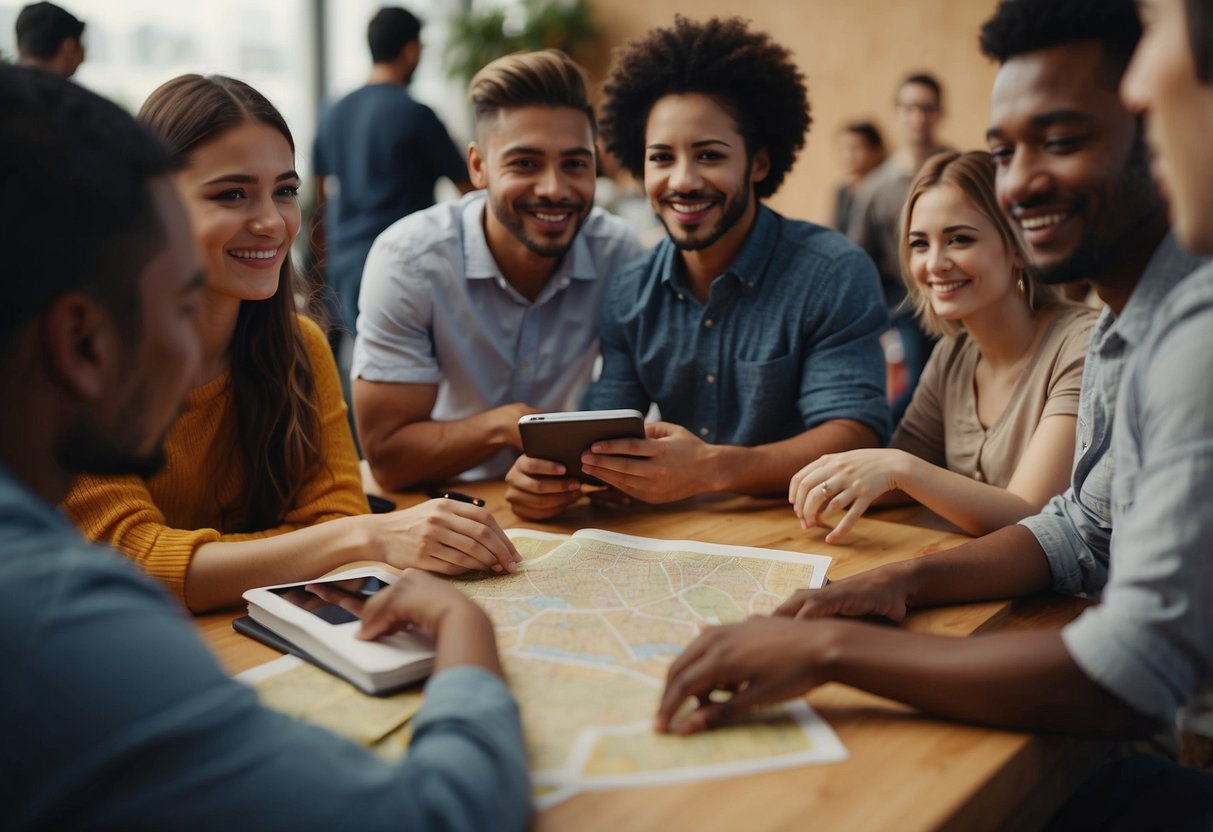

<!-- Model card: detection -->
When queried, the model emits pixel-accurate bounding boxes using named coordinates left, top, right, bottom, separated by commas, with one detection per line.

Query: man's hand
left=368, top=499, right=521, bottom=574
left=309, top=569, right=502, bottom=675
left=774, top=563, right=912, bottom=622
left=492, top=402, right=542, bottom=452
left=655, top=616, right=839, bottom=735
left=504, top=455, right=585, bottom=520
left=788, top=449, right=914, bottom=543
left=580, top=421, right=717, bottom=503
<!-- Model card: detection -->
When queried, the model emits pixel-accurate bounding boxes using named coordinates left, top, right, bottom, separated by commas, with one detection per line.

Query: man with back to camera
left=14, top=2, right=84, bottom=79
left=652, top=4, right=1213, bottom=822
left=504, top=16, right=889, bottom=520
left=0, top=65, right=529, bottom=831
left=353, top=49, right=641, bottom=491
left=846, top=72, right=949, bottom=423
left=313, top=6, right=472, bottom=351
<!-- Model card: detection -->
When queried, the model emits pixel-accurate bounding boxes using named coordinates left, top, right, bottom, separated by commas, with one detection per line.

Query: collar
left=659, top=204, right=781, bottom=293
left=461, top=190, right=598, bottom=283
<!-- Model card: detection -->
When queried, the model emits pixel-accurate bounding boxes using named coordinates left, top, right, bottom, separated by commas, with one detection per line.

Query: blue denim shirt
left=1020, top=233, right=1204, bottom=597
left=1062, top=262, right=1213, bottom=726
left=584, top=206, right=890, bottom=445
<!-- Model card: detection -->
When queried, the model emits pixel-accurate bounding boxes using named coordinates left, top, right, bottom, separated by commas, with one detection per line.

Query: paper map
left=238, top=528, right=847, bottom=807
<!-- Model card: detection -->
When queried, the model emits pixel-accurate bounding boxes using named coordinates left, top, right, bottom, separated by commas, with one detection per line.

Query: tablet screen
left=269, top=576, right=391, bottom=625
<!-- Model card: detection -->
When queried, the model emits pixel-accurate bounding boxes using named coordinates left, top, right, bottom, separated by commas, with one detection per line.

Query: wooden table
left=197, top=481, right=1105, bottom=832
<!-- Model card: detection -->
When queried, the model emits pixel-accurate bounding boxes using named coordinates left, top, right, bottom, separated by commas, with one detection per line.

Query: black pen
left=426, top=487, right=486, bottom=507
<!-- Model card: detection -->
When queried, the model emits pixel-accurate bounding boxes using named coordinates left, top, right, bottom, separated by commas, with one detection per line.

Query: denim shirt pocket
left=735, top=351, right=799, bottom=413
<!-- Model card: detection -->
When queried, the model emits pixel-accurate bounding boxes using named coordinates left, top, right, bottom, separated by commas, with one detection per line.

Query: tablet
left=519, top=409, right=645, bottom=484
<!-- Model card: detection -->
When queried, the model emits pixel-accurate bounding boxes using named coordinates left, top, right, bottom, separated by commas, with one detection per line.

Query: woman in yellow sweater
left=63, top=75, right=519, bottom=612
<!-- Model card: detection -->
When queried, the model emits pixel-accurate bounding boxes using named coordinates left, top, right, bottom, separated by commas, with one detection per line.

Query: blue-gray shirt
left=583, top=205, right=889, bottom=445
left=1020, top=234, right=1204, bottom=596
left=0, top=467, right=530, bottom=831
left=1061, top=261, right=1213, bottom=726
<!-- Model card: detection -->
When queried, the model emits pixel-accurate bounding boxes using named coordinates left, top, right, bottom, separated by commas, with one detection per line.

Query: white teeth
left=535, top=212, right=569, bottom=222
left=1020, top=213, right=1068, bottom=230
left=228, top=249, right=278, bottom=260
left=929, top=280, right=969, bottom=293
left=671, top=202, right=712, bottom=214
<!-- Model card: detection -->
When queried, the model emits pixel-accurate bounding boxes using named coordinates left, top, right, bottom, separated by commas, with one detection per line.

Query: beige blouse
left=892, top=304, right=1097, bottom=487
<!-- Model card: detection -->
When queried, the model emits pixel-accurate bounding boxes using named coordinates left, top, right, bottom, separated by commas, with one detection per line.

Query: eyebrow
left=908, top=224, right=981, bottom=236
left=501, top=146, right=593, bottom=158
left=202, top=170, right=301, bottom=185
left=645, top=139, right=734, bottom=150
left=986, top=109, right=1097, bottom=142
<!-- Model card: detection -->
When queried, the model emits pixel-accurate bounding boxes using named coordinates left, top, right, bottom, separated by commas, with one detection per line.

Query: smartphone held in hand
left=519, top=409, right=645, bottom=484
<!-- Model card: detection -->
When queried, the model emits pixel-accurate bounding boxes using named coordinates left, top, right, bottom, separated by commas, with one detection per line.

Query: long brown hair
left=139, top=74, right=324, bottom=532
left=898, top=150, right=1065, bottom=338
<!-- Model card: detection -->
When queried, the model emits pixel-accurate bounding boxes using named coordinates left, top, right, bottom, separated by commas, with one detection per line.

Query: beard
left=57, top=381, right=171, bottom=480
left=659, top=166, right=753, bottom=253
left=1034, top=136, right=1162, bottom=285
left=491, top=197, right=588, bottom=259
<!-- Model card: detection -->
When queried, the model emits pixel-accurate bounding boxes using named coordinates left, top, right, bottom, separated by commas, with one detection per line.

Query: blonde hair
left=469, top=49, right=594, bottom=136
left=899, top=150, right=1064, bottom=338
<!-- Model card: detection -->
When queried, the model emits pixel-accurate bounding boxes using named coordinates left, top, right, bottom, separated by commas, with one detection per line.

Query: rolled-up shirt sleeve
left=1020, top=490, right=1111, bottom=598
left=1061, top=280, right=1213, bottom=724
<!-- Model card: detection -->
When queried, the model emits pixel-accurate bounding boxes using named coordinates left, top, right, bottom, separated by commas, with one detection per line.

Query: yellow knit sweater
left=62, top=316, right=369, bottom=601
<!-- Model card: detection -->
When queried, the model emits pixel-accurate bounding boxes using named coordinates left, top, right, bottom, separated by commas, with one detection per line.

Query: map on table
left=237, top=528, right=848, bottom=809
left=456, top=528, right=848, bottom=806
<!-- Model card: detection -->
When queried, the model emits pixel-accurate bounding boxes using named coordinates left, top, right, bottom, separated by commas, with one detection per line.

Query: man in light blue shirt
left=506, top=18, right=888, bottom=519
left=353, top=50, right=640, bottom=490
left=0, top=66, right=530, bottom=831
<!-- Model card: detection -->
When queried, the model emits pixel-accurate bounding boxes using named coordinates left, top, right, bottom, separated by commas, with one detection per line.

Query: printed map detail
left=454, top=529, right=847, bottom=802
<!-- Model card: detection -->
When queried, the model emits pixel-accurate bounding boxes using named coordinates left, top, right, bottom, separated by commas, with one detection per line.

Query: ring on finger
left=819, top=480, right=833, bottom=495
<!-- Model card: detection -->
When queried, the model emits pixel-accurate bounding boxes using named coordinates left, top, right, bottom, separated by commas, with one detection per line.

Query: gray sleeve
left=1062, top=293, right=1213, bottom=724
left=3, top=547, right=530, bottom=832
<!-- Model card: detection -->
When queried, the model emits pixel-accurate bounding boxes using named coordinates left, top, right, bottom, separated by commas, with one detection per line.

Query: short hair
left=15, top=2, right=84, bottom=61
left=979, top=0, right=1141, bottom=83
left=368, top=7, right=421, bottom=63
left=843, top=120, right=884, bottom=151
left=601, top=16, right=810, bottom=200
left=0, top=66, right=175, bottom=350
left=1185, top=0, right=1213, bottom=84
left=899, top=151, right=1065, bottom=338
left=469, top=50, right=594, bottom=135
left=898, top=72, right=943, bottom=106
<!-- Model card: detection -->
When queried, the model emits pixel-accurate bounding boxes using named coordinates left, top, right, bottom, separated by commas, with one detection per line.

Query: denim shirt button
left=699, top=427, right=710, bottom=437
left=705, top=374, right=716, bottom=384
left=703, top=318, right=714, bottom=328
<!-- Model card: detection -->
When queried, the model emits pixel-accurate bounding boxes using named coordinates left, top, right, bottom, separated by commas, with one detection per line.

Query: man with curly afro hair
left=653, top=3, right=1213, bottom=823
left=505, top=16, right=890, bottom=519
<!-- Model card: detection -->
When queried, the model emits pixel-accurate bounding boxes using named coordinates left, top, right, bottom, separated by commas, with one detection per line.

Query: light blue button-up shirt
left=583, top=205, right=889, bottom=446
left=1020, top=234, right=1204, bottom=597
left=353, top=190, right=641, bottom=480
left=1061, top=262, right=1213, bottom=727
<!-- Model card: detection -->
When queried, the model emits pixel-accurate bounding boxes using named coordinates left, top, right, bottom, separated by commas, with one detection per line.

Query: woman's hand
left=368, top=499, right=521, bottom=574
left=788, top=449, right=915, bottom=544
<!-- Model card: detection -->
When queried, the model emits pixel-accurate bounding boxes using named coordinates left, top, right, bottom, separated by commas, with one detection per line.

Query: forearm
left=432, top=607, right=503, bottom=677
left=824, top=620, right=1156, bottom=736
left=899, top=457, right=1043, bottom=536
left=186, top=515, right=377, bottom=612
left=888, top=523, right=1053, bottom=608
left=712, top=419, right=880, bottom=495
left=366, top=407, right=518, bottom=491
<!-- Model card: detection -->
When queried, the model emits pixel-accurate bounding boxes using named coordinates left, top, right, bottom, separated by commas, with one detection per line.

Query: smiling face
left=172, top=120, right=301, bottom=303
left=986, top=41, right=1160, bottom=286
left=907, top=182, right=1022, bottom=326
left=469, top=105, right=596, bottom=260
left=643, top=93, right=770, bottom=254
left=1122, top=0, right=1213, bottom=254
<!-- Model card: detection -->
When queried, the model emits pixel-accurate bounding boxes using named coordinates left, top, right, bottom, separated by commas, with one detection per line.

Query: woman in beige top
left=790, top=150, right=1096, bottom=543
